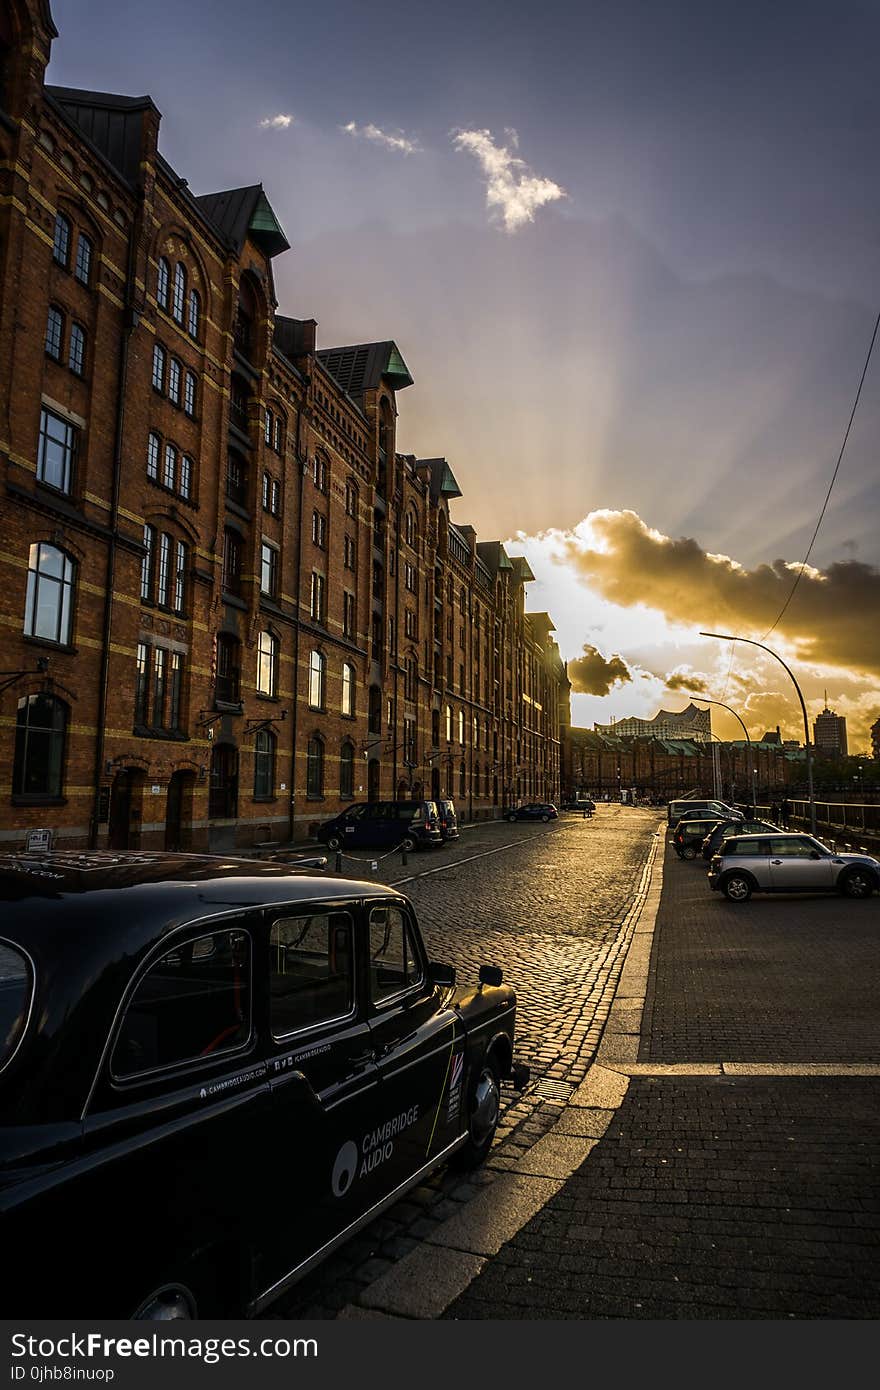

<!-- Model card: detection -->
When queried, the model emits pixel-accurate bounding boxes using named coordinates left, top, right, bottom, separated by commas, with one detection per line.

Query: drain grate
left=531, top=1077, right=576, bottom=1103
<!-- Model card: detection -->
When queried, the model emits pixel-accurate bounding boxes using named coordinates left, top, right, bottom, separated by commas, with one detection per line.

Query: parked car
left=700, top=818, right=779, bottom=860
left=316, top=799, right=442, bottom=853
left=0, top=851, right=528, bottom=1318
left=667, top=799, right=739, bottom=827
left=708, top=833, right=880, bottom=902
left=673, top=816, right=737, bottom=859
left=436, top=798, right=460, bottom=842
left=504, top=803, right=559, bottom=823
left=563, top=798, right=595, bottom=815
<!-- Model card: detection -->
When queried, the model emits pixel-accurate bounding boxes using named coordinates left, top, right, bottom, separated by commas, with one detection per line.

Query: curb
left=338, top=829, right=667, bottom=1320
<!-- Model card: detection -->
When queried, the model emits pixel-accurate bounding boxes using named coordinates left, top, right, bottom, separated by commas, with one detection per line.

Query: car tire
left=722, top=872, right=753, bottom=903
left=540, top=814, right=550, bottom=822
left=325, top=834, right=342, bottom=852
left=400, top=834, right=416, bottom=853
left=840, top=867, right=875, bottom=899
left=451, top=1057, right=501, bottom=1169
left=680, top=845, right=697, bottom=860
left=133, top=1284, right=197, bottom=1320
left=507, top=813, right=518, bottom=823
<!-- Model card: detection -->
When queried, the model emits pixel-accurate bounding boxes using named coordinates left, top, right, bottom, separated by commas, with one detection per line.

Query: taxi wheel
left=452, top=1058, right=501, bottom=1169
left=325, top=834, right=342, bottom=851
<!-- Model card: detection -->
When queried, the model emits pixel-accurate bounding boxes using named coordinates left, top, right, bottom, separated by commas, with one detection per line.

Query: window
left=157, top=257, right=170, bottom=310
left=340, top=740, right=355, bottom=799
left=53, top=213, right=71, bottom=267
left=179, top=455, right=192, bottom=500
left=112, top=928, right=250, bottom=1079
left=37, top=408, right=76, bottom=493
left=168, top=357, right=181, bottom=406
left=157, top=532, right=171, bottom=606
left=445, top=704, right=452, bottom=743
left=13, top=693, right=67, bottom=799
left=312, top=511, right=327, bottom=549
left=343, top=533, right=356, bottom=570
left=172, top=262, right=186, bottom=324
left=169, top=651, right=183, bottom=731
left=226, top=451, right=247, bottom=506
left=184, top=370, right=197, bottom=417
left=146, top=433, right=160, bottom=480
left=404, top=655, right=418, bottom=701
left=187, top=288, right=200, bottom=340
left=345, top=481, right=358, bottom=518
left=257, top=630, right=278, bottom=697
left=163, top=443, right=177, bottom=490
left=24, top=543, right=74, bottom=645
left=223, top=529, right=243, bottom=596
left=74, top=233, right=92, bottom=286
left=141, top=525, right=155, bottom=600
left=313, top=454, right=328, bottom=493
left=68, top=323, right=85, bottom=376
left=269, top=913, right=353, bottom=1037
left=404, top=561, right=416, bottom=593
left=264, top=407, right=273, bottom=446
left=343, top=591, right=355, bottom=639
left=134, top=641, right=149, bottom=725
left=260, top=541, right=278, bottom=598
left=368, top=684, right=381, bottom=735
left=369, top=905, right=423, bottom=1004
left=341, top=662, right=355, bottom=717
left=173, top=540, right=187, bottom=613
left=152, top=343, right=166, bottom=392
left=403, top=716, right=416, bottom=765
left=459, top=760, right=466, bottom=798
left=308, top=651, right=326, bottom=710
left=309, top=572, right=325, bottom=624
left=152, top=646, right=167, bottom=728
left=262, top=473, right=270, bottom=511
left=216, top=633, right=241, bottom=704
left=306, top=734, right=324, bottom=795
left=271, top=479, right=281, bottom=515
left=45, top=306, right=63, bottom=360
left=254, top=729, right=276, bottom=799
left=405, top=510, right=417, bottom=547
left=273, top=415, right=284, bottom=453
left=404, top=608, right=417, bottom=640
left=209, top=743, right=238, bottom=819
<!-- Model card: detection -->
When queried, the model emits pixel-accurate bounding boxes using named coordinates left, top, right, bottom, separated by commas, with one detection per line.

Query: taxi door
left=258, top=903, right=382, bottom=1306
left=363, top=899, right=465, bottom=1192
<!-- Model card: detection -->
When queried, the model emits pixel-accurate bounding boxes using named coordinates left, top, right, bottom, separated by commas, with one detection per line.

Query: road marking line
left=601, top=1061, right=880, bottom=1076
left=388, top=833, right=553, bottom=887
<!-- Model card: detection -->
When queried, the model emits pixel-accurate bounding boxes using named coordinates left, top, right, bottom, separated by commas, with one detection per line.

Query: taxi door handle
left=770, top=859, right=783, bottom=864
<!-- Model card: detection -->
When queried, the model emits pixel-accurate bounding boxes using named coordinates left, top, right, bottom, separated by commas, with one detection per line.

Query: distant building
left=871, top=716, right=880, bottom=761
left=594, top=702, right=711, bottom=743
left=813, top=705, right=848, bottom=758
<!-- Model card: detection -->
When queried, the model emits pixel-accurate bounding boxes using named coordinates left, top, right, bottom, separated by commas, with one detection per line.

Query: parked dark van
left=437, top=799, right=460, bottom=842
left=316, top=800, right=442, bottom=853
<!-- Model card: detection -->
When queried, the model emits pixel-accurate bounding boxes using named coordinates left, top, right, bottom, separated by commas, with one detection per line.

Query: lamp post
left=700, top=632, right=815, bottom=833
left=683, top=695, right=757, bottom=808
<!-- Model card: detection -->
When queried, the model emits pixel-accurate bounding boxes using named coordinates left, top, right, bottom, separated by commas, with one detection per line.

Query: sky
left=51, top=0, right=880, bottom=750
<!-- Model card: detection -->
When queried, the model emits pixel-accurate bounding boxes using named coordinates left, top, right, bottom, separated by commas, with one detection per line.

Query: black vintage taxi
left=0, top=852, right=527, bottom=1319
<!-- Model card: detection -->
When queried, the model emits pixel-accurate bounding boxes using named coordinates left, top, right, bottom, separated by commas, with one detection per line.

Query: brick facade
left=0, top=0, right=568, bottom=851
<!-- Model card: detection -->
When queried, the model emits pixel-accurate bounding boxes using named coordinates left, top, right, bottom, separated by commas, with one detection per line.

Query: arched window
left=253, top=729, right=276, bottom=799
left=157, top=256, right=170, bottom=311
left=188, top=288, right=200, bottom=340
left=147, top=431, right=160, bottom=480
left=74, top=233, right=92, bottom=287
left=257, top=630, right=278, bottom=697
left=405, top=508, right=418, bottom=548
left=341, top=661, right=356, bottom=717
left=45, top=305, right=63, bottom=360
left=53, top=212, right=71, bottom=268
left=68, top=323, right=86, bottom=376
left=313, top=453, right=328, bottom=493
left=168, top=357, right=181, bottom=405
left=458, top=709, right=465, bottom=745
left=152, top=343, right=166, bottom=392
left=345, top=480, right=358, bottom=518
left=184, top=370, right=197, bottom=417
left=306, top=735, right=324, bottom=797
left=340, top=740, right=355, bottom=800
left=445, top=704, right=452, bottom=743
left=24, top=543, right=75, bottom=645
left=308, top=650, right=326, bottom=710
left=172, top=262, right=186, bottom=324
left=13, top=693, right=68, bottom=799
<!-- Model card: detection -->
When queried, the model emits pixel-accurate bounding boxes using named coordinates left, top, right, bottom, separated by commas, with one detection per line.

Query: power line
left=762, top=304, right=880, bottom=640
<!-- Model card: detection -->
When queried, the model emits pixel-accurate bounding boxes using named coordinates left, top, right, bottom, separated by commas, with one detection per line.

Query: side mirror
left=428, top=961, right=456, bottom=988
left=478, top=964, right=503, bottom=988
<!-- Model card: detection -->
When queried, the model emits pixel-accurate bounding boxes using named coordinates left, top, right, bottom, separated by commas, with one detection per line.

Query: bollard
left=335, top=851, right=342, bottom=873
left=401, top=846, right=408, bottom=866
left=371, top=860, right=378, bottom=877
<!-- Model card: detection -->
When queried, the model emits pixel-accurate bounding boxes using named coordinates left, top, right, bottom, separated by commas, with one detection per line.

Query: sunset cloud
left=342, top=122, right=421, bottom=155
left=259, top=114, right=293, bottom=130
left=560, top=510, right=880, bottom=677
left=452, top=128, right=566, bottom=231
left=568, top=644, right=632, bottom=696
left=665, top=669, right=709, bottom=694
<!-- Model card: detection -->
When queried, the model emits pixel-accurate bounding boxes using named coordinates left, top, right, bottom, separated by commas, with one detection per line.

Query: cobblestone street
left=273, top=803, right=661, bottom=1316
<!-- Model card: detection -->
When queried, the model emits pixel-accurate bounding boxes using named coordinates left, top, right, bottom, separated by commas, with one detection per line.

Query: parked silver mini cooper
left=708, top=832, right=880, bottom=902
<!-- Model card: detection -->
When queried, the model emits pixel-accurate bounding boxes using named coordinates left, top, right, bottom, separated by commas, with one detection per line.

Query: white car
left=708, top=832, right=880, bottom=902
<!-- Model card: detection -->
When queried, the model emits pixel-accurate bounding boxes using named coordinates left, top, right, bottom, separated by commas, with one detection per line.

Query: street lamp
left=681, top=695, right=757, bottom=808
left=699, top=632, right=816, bottom=833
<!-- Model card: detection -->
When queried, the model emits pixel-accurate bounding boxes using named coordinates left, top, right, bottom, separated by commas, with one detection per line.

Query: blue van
left=317, top=800, right=442, bottom=853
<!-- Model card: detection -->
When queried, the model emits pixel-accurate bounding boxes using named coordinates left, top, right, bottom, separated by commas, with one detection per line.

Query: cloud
left=568, top=644, right=632, bottom=696
left=665, top=669, right=709, bottom=693
left=259, top=114, right=293, bottom=130
left=342, top=122, right=420, bottom=155
left=452, top=128, right=566, bottom=232
left=560, top=509, right=880, bottom=678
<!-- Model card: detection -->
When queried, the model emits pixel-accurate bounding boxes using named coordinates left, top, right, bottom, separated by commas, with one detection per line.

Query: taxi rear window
left=0, top=940, right=32, bottom=1071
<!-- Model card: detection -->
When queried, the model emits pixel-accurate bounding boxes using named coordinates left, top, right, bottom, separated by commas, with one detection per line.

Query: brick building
left=562, top=727, right=793, bottom=803
left=0, top=0, right=567, bottom=851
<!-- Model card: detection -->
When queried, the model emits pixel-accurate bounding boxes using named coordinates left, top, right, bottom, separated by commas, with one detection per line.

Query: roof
left=46, top=85, right=157, bottom=185
left=194, top=185, right=290, bottom=258
left=476, top=541, right=514, bottom=574
left=317, top=341, right=413, bottom=396
left=414, top=457, right=462, bottom=499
